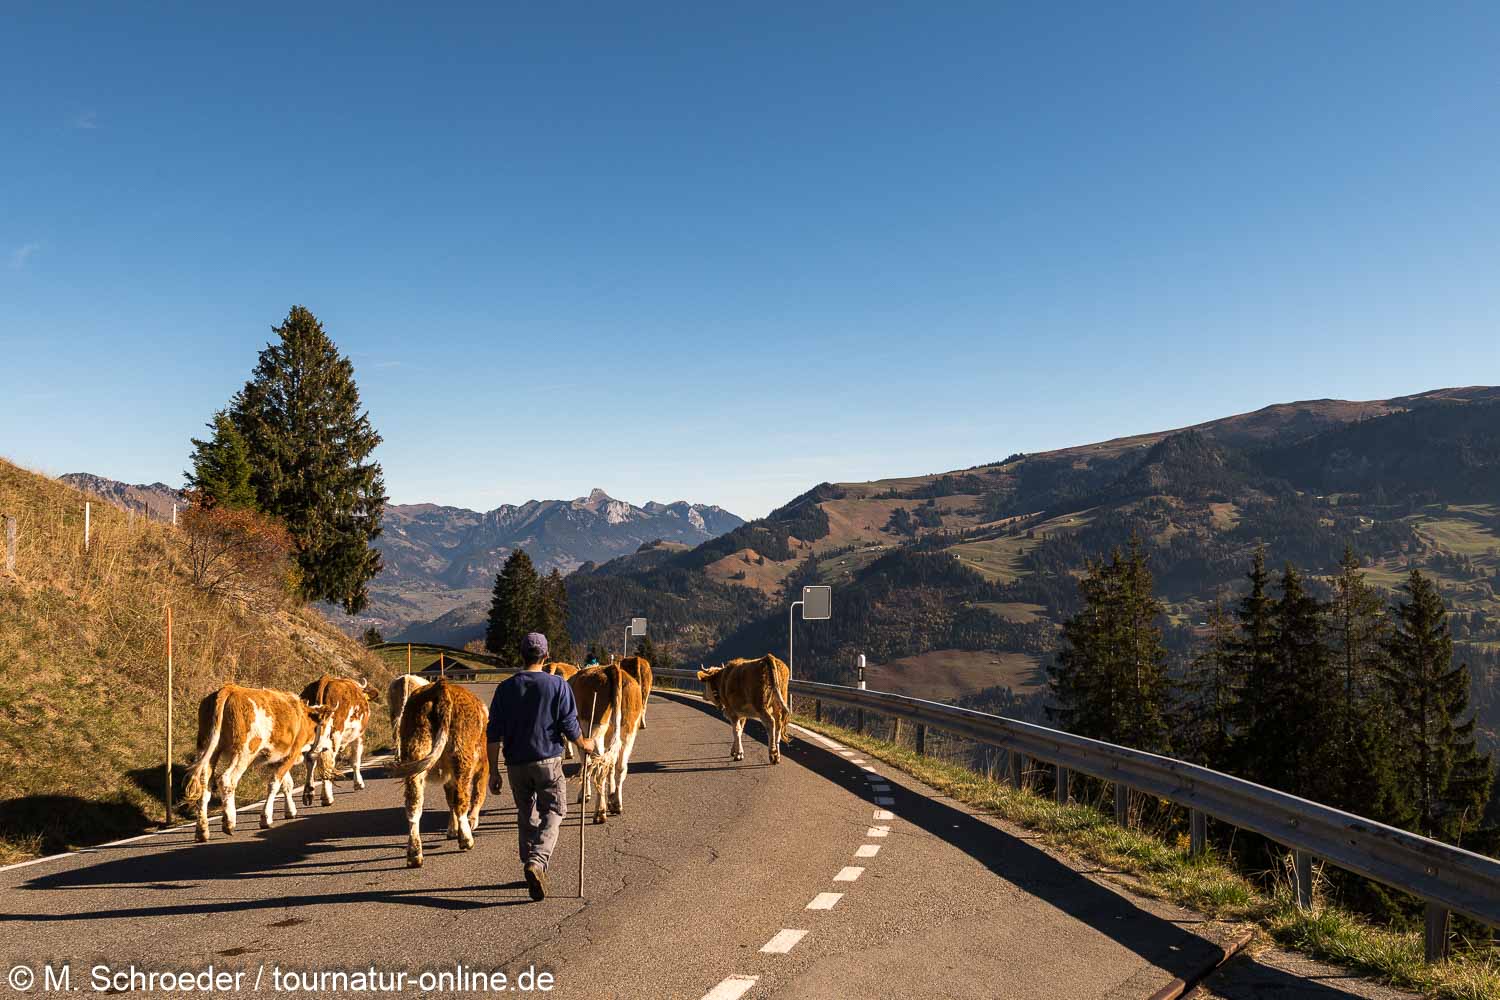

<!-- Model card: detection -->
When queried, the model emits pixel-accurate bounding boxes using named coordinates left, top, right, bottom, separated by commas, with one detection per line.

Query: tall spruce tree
left=538, top=568, right=574, bottom=663
left=1380, top=570, right=1494, bottom=846
left=1231, top=547, right=1278, bottom=779
left=1327, top=546, right=1402, bottom=818
left=185, top=411, right=258, bottom=509
left=228, top=306, right=386, bottom=613
left=1179, top=596, right=1239, bottom=768
left=1273, top=563, right=1340, bottom=800
left=486, top=549, right=542, bottom=668
left=1049, top=535, right=1170, bottom=752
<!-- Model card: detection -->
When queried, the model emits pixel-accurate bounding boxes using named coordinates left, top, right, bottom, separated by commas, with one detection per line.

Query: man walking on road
left=488, top=633, right=596, bottom=901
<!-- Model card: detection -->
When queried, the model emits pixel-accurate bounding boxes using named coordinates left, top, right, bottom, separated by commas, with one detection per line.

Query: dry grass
left=0, top=458, right=396, bottom=859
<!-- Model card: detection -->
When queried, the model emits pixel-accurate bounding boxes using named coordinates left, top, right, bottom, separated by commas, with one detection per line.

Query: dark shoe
left=524, top=862, right=547, bottom=901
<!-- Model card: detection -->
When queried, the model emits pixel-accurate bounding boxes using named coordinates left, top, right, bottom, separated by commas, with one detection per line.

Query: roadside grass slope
left=0, top=458, right=393, bottom=862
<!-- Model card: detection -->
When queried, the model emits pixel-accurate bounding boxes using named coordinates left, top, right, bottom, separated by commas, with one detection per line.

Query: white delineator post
left=84, top=502, right=91, bottom=552
left=165, top=604, right=174, bottom=825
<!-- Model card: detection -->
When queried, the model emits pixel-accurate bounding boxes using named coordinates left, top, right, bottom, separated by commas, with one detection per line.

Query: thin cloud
left=69, top=111, right=98, bottom=129
left=8, top=243, right=41, bottom=269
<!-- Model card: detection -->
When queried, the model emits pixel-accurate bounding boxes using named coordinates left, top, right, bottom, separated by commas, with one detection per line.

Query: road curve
left=0, top=687, right=1239, bottom=999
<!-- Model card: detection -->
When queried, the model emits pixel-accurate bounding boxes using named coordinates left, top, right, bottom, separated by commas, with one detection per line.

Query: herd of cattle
left=183, top=653, right=795, bottom=868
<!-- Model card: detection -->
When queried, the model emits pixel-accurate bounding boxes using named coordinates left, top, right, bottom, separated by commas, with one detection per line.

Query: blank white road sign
left=802, top=585, right=832, bottom=620
left=629, top=617, right=647, bottom=636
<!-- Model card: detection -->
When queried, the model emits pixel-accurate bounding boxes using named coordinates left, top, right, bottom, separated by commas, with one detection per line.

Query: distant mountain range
left=57, top=472, right=745, bottom=641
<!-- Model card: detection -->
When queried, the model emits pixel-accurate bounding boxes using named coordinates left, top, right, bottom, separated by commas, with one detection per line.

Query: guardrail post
left=1114, top=783, right=1129, bottom=826
left=814, top=699, right=822, bottom=723
left=1008, top=751, right=1023, bottom=790
left=1055, top=765, right=1070, bottom=805
left=915, top=724, right=926, bottom=756
left=1189, top=809, right=1207, bottom=857
left=1425, top=902, right=1450, bottom=962
left=856, top=707, right=865, bottom=734
left=1293, top=850, right=1314, bottom=910
left=892, top=717, right=903, bottom=744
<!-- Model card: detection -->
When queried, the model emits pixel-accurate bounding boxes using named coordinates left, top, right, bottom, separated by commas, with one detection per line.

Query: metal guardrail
left=654, top=668, right=1500, bottom=961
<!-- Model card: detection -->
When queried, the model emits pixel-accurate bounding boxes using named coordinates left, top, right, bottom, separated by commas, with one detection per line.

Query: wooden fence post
left=1190, top=809, right=1207, bottom=857
left=4, top=515, right=15, bottom=574
left=165, top=605, right=173, bottom=825
left=892, top=717, right=903, bottom=745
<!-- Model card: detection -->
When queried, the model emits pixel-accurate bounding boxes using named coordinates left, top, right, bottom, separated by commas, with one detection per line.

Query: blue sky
left=3, top=3, right=1498, bottom=518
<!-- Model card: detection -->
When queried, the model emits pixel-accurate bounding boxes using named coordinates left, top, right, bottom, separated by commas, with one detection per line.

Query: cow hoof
left=260, top=817, right=271, bottom=829
left=608, top=803, right=621, bottom=816
left=459, top=838, right=474, bottom=852
left=354, top=779, right=366, bottom=790
left=194, top=828, right=209, bottom=844
left=320, top=795, right=333, bottom=807
left=406, top=855, right=423, bottom=869
left=592, top=814, right=606, bottom=825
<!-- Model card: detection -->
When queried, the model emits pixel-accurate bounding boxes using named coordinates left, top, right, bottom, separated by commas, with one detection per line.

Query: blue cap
left=521, top=632, right=549, bottom=661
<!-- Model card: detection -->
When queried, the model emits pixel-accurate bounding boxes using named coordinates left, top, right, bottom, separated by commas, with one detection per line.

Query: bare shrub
left=181, top=495, right=294, bottom=598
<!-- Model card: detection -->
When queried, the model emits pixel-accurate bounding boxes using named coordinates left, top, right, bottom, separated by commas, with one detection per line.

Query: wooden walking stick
left=579, top=692, right=597, bottom=898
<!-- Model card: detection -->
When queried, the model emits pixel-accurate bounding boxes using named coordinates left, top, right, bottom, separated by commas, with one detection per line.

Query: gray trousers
left=507, top=756, right=567, bottom=871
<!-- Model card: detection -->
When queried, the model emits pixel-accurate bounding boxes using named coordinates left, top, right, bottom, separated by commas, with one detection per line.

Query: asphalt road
left=2, top=687, right=1249, bottom=1000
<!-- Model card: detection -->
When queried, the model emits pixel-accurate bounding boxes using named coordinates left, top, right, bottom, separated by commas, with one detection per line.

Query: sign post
left=622, top=617, right=646, bottom=661
left=788, top=585, right=832, bottom=680
left=165, top=605, right=173, bottom=825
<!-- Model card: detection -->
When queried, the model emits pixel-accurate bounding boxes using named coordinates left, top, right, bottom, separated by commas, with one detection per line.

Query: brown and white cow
left=386, top=673, right=431, bottom=758
left=299, top=674, right=374, bottom=805
left=184, top=685, right=336, bottom=842
left=568, top=664, right=645, bottom=824
left=387, top=680, right=489, bottom=868
left=697, top=654, right=792, bottom=764
left=619, top=655, right=653, bottom=729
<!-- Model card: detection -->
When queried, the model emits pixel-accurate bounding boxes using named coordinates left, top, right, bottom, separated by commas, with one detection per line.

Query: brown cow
left=387, top=680, right=489, bottom=867
left=299, top=674, right=374, bottom=805
left=184, top=685, right=336, bottom=842
left=544, top=661, right=578, bottom=679
left=386, top=673, right=431, bottom=758
left=567, top=664, right=645, bottom=823
left=697, top=654, right=792, bottom=764
left=619, top=655, right=653, bottom=729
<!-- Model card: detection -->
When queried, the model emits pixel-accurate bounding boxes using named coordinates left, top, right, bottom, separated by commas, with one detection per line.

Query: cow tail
left=184, top=688, right=230, bottom=803
left=387, top=695, right=449, bottom=779
left=767, top=657, right=791, bottom=716
left=609, top=664, right=626, bottom=751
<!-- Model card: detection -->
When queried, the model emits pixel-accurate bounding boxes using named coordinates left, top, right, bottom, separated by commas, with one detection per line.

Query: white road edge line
left=760, top=929, right=809, bottom=954
left=833, top=866, right=864, bottom=882
left=701, top=974, right=760, bottom=1000
left=867, top=826, right=890, bottom=837
left=807, top=892, right=844, bottom=910
left=855, top=844, right=881, bottom=858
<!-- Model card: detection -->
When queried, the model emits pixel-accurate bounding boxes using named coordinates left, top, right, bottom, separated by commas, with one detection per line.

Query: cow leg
left=404, top=776, right=425, bottom=868
left=280, top=771, right=298, bottom=820
left=219, top=755, right=248, bottom=836
left=320, top=743, right=337, bottom=806
left=302, top=752, right=317, bottom=806
left=731, top=717, right=746, bottom=761
left=444, top=779, right=460, bottom=840
left=759, top=711, right=781, bottom=764
left=593, top=762, right=609, bottom=824
left=610, top=731, right=638, bottom=815
left=194, top=757, right=217, bottom=843
left=453, top=767, right=476, bottom=851
left=352, top=733, right=366, bottom=790
left=468, top=760, right=487, bottom=838
left=261, top=774, right=280, bottom=828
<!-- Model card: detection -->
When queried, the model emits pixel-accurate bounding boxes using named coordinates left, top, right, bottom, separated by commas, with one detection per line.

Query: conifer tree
left=228, top=306, right=386, bottom=613
left=486, top=549, right=541, bottom=668
left=1272, top=563, right=1340, bottom=800
left=1327, top=545, right=1402, bottom=818
left=1179, top=597, right=1239, bottom=768
left=1049, top=535, right=1170, bottom=752
left=1381, top=570, right=1494, bottom=846
left=538, top=568, right=574, bottom=663
left=1231, top=547, right=1278, bottom=777
left=185, top=411, right=258, bottom=509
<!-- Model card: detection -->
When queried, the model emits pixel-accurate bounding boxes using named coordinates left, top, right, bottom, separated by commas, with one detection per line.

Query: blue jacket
left=487, top=670, right=582, bottom=764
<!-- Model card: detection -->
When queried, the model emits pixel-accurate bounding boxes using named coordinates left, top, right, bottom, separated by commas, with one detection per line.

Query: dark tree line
left=485, top=549, right=574, bottom=668
left=1050, top=539, right=1495, bottom=880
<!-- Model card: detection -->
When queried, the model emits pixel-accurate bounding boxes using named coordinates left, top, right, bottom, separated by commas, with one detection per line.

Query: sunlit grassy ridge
left=0, top=458, right=393, bottom=862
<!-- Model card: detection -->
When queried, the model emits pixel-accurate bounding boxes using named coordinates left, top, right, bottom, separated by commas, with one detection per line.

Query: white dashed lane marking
left=875, top=796, right=894, bottom=805
left=855, top=844, right=881, bottom=858
left=760, top=929, right=809, bottom=954
left=701, top=975, right=759, bottom=1000
left=867, top=826, right=889, bottom=837
left=807, top=892, right=844, bottom=910
left=874, top=809, right=894, bottom=820
left=870, top=784, right=891, bottom=792
left=833, top=866, right=864, bottom=882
